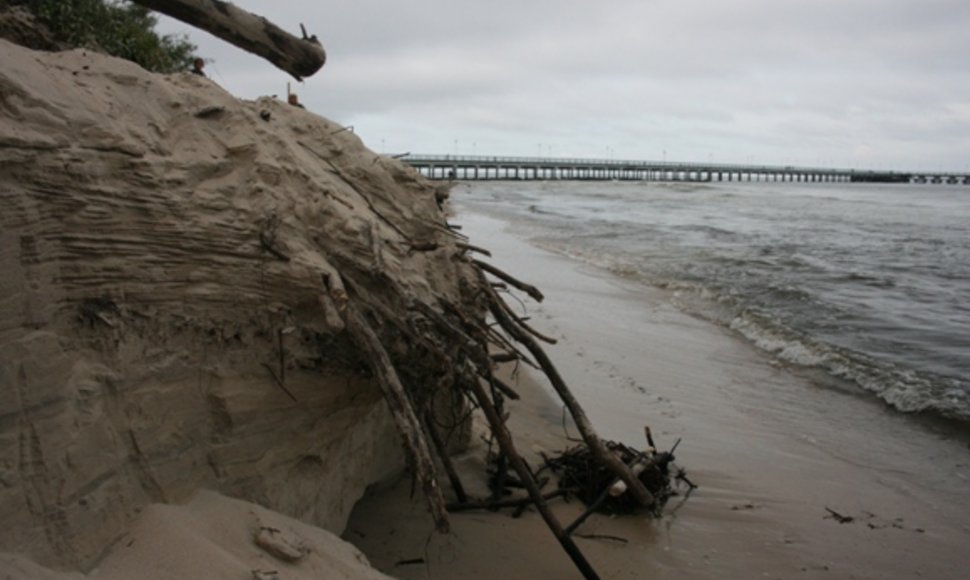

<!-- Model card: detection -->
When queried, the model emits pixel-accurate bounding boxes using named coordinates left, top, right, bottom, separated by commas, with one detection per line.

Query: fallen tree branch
left=486, top=375, right=521, bottom=401
left=575, top=533, right=628, bottom=544
left=456, top=242, right=492, bottom=257
left=131, top=0, right=326, bottom=80
left=474, top=260, right=544, bottom=302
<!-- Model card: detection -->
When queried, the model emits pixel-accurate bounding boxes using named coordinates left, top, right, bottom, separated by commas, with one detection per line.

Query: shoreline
left=345, top=206, right=970, bottom=579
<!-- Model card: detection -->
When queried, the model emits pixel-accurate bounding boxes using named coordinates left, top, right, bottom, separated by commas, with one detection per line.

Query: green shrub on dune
left=4, top=0, right=198, bottom=73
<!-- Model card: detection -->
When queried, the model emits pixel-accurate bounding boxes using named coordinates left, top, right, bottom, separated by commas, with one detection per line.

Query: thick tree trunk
left=131, top=0, right=326, bottom=79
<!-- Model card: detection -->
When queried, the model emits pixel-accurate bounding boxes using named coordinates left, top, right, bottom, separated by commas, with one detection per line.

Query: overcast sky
left=156, top=0, right=970, bottom=171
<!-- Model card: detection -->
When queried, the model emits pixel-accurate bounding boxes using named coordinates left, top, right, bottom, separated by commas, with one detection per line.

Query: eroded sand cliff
left=0, top=38, right=477, bottom=575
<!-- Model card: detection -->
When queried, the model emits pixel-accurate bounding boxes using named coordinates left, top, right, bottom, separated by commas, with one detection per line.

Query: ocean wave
left=670, top=224, right=740, bottom=240
left=728, top=310, right=970, bottom=421
left=460, top=181, right=970, bottom=424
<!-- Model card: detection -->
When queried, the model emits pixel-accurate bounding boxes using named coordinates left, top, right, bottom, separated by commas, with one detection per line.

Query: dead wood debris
left=825, top=507, right=855, bottom=524
left=545, top=438, right=687, bottom=519
left=283, top=192, right=697, bottom=580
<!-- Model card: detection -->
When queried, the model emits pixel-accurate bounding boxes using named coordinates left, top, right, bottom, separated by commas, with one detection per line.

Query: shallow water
left=456, top=181, right=970, bottom=422
left=348, top=208, right=970, bottom=580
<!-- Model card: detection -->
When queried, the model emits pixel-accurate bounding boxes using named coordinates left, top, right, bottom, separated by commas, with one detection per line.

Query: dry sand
left=2, top=490, right=393, bottom=580
left=346, top=210, right=970, bottom=579
left=0, top=37, right=473, bottom=578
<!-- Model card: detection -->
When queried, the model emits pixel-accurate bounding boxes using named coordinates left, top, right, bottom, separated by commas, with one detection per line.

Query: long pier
left=401, top=154, right=970, bottom=185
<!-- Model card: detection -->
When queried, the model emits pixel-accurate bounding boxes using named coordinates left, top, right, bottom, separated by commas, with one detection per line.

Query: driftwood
left=490, top=352, right=519, bottom=363
left=446, top=489, right=567, bottom=512
left=343, top=304, right=449, bottom=533
left=547, top=439, right=682, bottom=522
left=483, top=285, right=655, bottom=508
left=565, top=485, right=613, bottom=535
left=474, top=260, right=545, bottom=302
left=466, top=375, right=600, bottom=580
left=565, top=451, right=648, bottom=535
left=486, top=375, right=521, bottom=401
left=494, top=296, right=558, bottom=345
left=131, top=0, right=326, bottom=79
left=456, top=242, right=492, bottom=257
left=292, top=198, right=690, bottom=579
left=423, top=410, right=468, bottom=504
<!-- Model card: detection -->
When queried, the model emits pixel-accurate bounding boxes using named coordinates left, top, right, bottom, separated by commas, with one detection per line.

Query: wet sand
left=345, top=209, right=970, bottom=579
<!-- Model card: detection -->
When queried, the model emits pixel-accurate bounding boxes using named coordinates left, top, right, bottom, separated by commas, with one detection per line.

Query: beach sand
left=0, top=37, right=472, bottom=577
left=345, top=208, right=970, bottom=579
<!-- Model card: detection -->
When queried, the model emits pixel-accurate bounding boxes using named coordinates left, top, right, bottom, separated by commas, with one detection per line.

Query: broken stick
left=474, top=260, right=545, bottom=302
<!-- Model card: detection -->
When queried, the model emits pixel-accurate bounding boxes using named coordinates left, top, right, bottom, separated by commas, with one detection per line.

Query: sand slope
left=0, top=37, right=475, bottom=575
left=2, top=490, right=392, bottom=580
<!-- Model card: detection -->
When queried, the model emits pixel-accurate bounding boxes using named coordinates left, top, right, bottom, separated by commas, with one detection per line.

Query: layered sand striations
left=0, top=38, right=477, bottom=576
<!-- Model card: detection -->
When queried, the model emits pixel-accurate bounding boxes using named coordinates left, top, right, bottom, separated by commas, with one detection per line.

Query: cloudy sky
left=156, top=0, right=970, bottom=171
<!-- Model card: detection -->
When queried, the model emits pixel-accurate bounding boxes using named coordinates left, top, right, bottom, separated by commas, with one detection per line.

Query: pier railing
left=398, top=154, right=969, bottom=184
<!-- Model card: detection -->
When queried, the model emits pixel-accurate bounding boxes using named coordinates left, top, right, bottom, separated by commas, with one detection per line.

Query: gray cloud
left=156, top=0, right=970, bottom=170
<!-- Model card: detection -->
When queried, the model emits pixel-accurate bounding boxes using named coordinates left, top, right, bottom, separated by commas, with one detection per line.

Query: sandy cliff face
left=0, top=39, right=475, bottom=572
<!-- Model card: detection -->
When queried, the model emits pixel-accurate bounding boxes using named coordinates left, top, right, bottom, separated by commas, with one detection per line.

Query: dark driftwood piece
left=474, top=260, right=545, bottom=303
left=484, top=286, right=655, bottom=508
left=344, top=305, right=450, bottom=533
left=487, top=375, right=521, bottom=401
left=495, top=297, right=558, bottom=345
left=423, top=410, right=468, bottom=504
left=446, top=489, right=567, bottom=512
left=131, top=0, right=326, bottom=79
left=565, top=453, right=646, bottom=535
left=467, top=376, right=600, bottom=580
left=565, top=484, right=612, bottom=535
left=482, top=324, right=537, bottom=368
left=456, top=242, right=492, bottom=257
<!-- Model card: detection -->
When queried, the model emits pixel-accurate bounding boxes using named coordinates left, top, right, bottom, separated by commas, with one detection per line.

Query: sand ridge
left=0, top=37, right=476, bottom=576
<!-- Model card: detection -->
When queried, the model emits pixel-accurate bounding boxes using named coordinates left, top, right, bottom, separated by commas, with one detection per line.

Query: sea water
left=456, top=180, right=970, bottom=422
